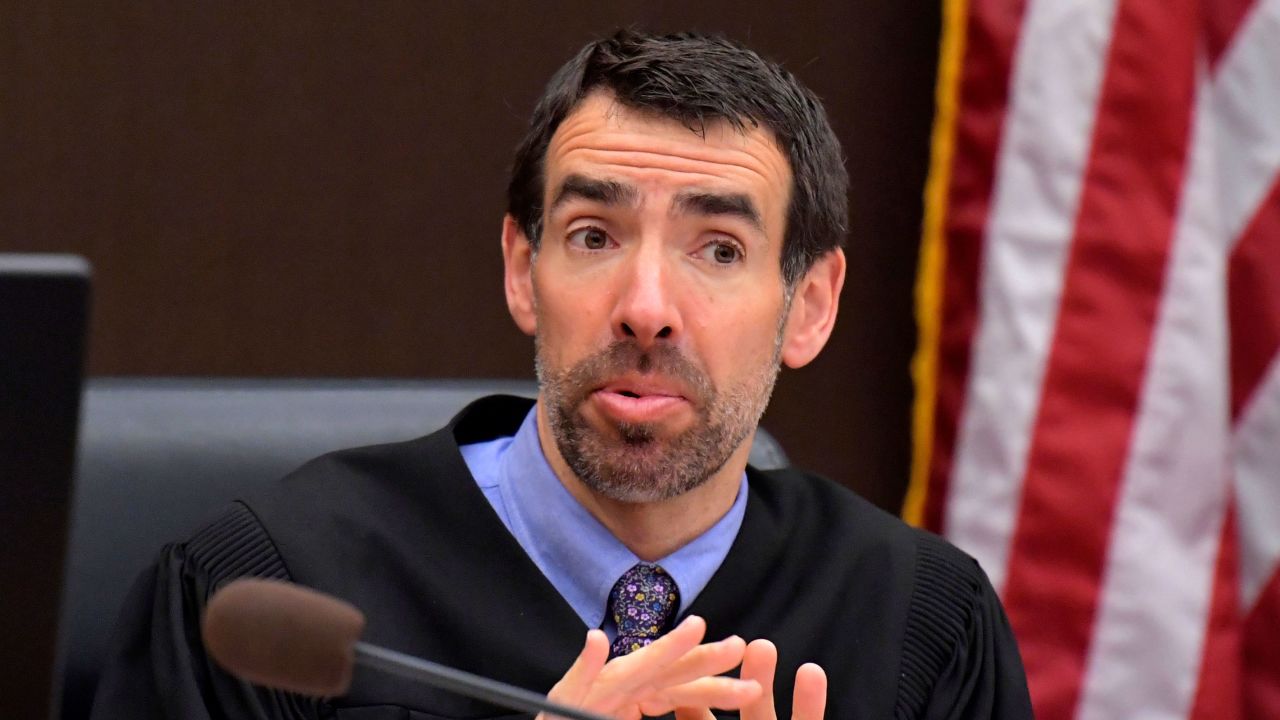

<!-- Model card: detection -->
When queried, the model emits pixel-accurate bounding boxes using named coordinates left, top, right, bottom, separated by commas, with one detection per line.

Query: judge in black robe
left=91, top=395, right=1033, bottom=720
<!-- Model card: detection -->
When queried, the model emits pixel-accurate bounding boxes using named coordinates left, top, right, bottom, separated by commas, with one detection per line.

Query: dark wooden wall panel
left=2, top=2, right=939, bottom=512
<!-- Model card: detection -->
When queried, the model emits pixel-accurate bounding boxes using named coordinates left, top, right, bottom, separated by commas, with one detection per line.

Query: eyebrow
left=550, top=174, right=639, bottom=212
left=672, top=190, right=764, bottom=233
left=549, top=173, right=765, bottom=234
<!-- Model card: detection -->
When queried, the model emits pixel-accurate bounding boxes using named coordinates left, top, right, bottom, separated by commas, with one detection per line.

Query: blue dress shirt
left=460, top=408, right=748, bottom=637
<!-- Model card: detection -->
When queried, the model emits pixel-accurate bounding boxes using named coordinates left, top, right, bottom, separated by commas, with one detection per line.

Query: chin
left=535, top=335, right=782, bottom=502
left=554, top=417, right=738, bottom=504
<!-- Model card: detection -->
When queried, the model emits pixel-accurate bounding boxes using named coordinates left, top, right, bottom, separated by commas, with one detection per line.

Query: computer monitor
left=0, top=255, right=91, bottom=719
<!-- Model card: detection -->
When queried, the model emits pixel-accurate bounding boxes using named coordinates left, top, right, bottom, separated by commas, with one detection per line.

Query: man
left=91, top=30, right=1032, bottom=720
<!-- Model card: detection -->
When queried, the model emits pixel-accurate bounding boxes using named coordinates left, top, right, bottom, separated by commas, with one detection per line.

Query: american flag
left=904, top=1, right=1280, bottom=718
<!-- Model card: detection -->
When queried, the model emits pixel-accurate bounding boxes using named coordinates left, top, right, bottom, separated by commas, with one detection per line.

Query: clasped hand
left=539, top=616, right=826, bottom=720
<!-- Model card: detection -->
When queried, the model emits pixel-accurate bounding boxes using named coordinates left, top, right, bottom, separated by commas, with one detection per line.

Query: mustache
left=558, top=341, right=712, bottom=404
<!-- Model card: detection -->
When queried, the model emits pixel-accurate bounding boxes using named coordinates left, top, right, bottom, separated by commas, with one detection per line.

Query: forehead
left=543, top=93, right=792, bottom=228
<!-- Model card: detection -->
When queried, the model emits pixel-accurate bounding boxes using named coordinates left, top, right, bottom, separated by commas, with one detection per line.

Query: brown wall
left=2, top=3, right=939, bottom=512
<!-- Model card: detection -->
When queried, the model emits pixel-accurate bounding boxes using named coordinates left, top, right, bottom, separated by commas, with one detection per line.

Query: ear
left=780, top=248, right=846, bottom=368
left=502, top=214, right=537, bottom=336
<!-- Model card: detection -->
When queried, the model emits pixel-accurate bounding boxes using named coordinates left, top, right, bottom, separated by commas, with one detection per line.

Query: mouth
left=589, top=377, right=692, bottom=425
left=599, top=377, right=686, bottom=398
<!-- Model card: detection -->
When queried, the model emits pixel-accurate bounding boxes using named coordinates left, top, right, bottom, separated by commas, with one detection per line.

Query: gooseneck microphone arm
left=353, top=642, right=607, bottom=720
left=201, top=578, right=610, bottom=720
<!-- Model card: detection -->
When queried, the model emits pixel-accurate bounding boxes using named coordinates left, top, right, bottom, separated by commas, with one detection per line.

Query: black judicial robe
left=91, top=395, right=1033, bottom=720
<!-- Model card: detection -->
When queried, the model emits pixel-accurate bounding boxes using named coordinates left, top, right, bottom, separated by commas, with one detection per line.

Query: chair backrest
left=57, top=377, right=789, bottom=719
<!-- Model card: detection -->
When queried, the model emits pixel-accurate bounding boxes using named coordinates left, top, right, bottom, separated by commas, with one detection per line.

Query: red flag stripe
left=1189, top=504, right=1244, bottom=720
left=1233, top=182, right=1280, bottom=718
left=1235, top=358, right=1280, bottom=609
left=1204, top=0, right=1261, bottom=68
left=943, top=0, right=1122, bottom=593
left=1243, top=568, right=1280, bottom=718
left=1228, top=176, right=1280, bottom=421
left=1235, top=364, right=1280, bottom=609
left=999, top=1, right=1200, bottom=716
left=1235, top=366, right=1280, bottom=719
left=1222, top=5, right=1280, bottom=714
left=922, top=0, right=1028, bottom=533
left=926, top=0, right=1280, bottom=716
left=1078, top=0, right=1280, bottom=706
left=1236, top=359, right=1280, bottom=718
left=1186, top=3, right=1280, bottom=715
left=1073, top=73, right=1234, bottom=717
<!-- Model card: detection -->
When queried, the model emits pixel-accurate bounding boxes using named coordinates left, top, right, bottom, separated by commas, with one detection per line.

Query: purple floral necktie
left=608, top=563, right=680, bottom=657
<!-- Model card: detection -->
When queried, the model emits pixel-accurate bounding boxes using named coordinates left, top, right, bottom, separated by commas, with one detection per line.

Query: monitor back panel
left=0, top=255, right=91, bottom=718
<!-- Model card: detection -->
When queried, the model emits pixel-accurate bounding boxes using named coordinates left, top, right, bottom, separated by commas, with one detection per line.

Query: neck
left=535, top=401, right=749, bottom=562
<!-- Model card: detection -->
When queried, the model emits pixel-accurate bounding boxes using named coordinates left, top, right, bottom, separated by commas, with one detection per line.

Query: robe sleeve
left=898, top=533, right=1035, bottom=720
left=90, top=502, right=321, bottom=720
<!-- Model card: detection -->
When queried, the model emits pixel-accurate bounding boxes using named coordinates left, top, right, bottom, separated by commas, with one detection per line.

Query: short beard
left=536, top=333, right=784, bottom=504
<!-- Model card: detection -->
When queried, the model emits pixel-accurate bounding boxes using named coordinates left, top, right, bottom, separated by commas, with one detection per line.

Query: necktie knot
left=608, top=563, right=680, bottom=657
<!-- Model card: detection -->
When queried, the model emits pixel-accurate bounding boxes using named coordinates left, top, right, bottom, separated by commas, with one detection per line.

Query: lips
left=590, top=376, right=692, bottom=425
left=598, top=376, right=687, bottom=399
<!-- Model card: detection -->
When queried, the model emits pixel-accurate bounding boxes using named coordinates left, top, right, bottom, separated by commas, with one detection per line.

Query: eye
left=568, top=226, right=612, bottom=251
left=698, top=239, right=743, bottom=265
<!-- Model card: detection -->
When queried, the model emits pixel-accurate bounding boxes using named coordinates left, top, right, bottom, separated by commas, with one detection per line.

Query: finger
left=624, top=614, right=709, bottom=667
left=654, top=634, right=747, bottom=688
left=637, top=675, right=763, bottom=716
left=791, top=663, right=827, bottom=720
left=546, top=629, right=610, bottom=705
left=740, top=639, right=778, bottom=720
left=595, top=615, right=708, bottom=697
left=674, top=707, right=717, bottom=720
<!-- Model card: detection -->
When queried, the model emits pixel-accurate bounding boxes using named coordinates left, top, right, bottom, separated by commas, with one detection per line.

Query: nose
left=610, top=249, right=681, bottom=348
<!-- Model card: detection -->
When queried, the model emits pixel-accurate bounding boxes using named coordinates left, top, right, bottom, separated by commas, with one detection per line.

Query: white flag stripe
left=1076, top=67, right=1230, bottom=720
left=1211, top=0, right=1280, bottom=244
left=1236, top=356, right=1280, bottom=609
left=946, top=0, right=1120, bottom=590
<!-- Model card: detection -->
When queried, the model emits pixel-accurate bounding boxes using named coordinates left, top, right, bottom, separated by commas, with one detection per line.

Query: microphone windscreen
left=202, top=578, right=366, bottom=697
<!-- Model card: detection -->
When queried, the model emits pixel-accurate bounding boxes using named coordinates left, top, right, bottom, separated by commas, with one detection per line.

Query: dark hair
left=507, top=29, right=848, bottom=286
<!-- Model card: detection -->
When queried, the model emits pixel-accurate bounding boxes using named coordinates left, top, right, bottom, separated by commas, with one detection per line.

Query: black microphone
left=201, top=578, right=611, bottom=720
